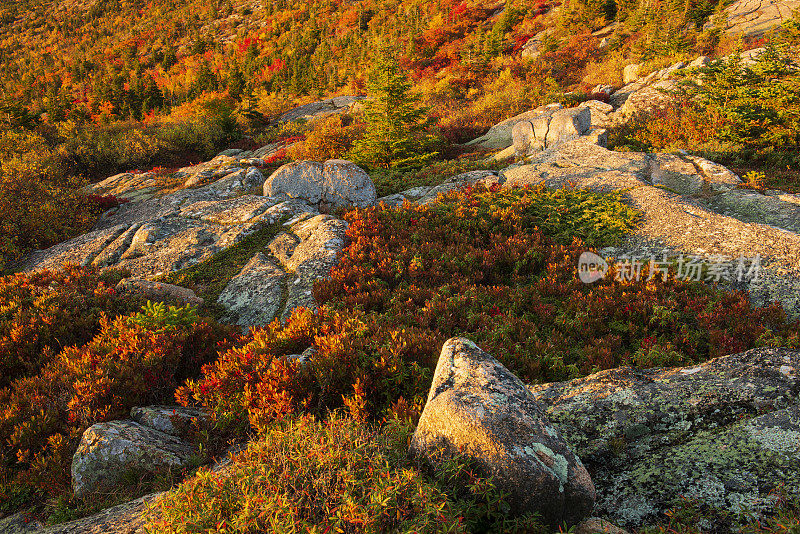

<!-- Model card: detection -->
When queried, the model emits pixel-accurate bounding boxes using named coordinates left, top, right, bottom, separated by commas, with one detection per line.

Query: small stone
left=574, top=517, right=630, bottom=534
left=115, top=279, right=204, bottom=306
left=546, top=107, right=592, bottom=146
left=72, top=420, right=195, bottom=498
left=623, top=64, right=641, bottom=84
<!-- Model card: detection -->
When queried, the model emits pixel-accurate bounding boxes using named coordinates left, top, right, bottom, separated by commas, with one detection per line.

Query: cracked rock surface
left=262, top=159, right=377, bottom=211
left=716, top=0, right=800, bottom=36
left=19, top=153, right=362, bottom=330
left=21, top=165, right=289, bottom=278
left=529, top=348, right=800, bottom=528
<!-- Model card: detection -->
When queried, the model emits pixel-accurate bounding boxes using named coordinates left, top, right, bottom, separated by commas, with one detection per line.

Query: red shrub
left=180, top=185, right=799, bottom=442
left=0, top=303, right=235, bottom=501
left=0, top=266, right=144, bottom=389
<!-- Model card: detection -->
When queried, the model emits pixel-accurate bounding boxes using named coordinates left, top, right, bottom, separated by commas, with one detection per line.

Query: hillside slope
left=2, top=1, right=800, bottom=532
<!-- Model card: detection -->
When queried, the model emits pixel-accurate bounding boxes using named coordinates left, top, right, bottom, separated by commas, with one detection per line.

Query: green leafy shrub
left=610, top=44, right=800, bottom=172
left=742, top=170, right=767, bottom=190
left=0, top=266, right=144, bottom=389
left=127, top=301, right=201, bottom=332
left=161, top=93, right=241, bottom=157
left=150, top=414, right=544, bottom=534
left=0, top=304, right=235, bottom=507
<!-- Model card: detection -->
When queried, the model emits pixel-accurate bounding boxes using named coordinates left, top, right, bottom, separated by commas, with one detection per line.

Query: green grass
left=158, top=219, right=287, bottom=318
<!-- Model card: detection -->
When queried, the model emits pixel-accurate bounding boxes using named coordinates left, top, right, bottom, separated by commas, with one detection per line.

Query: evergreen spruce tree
left=348, top=51, right=438, bottom=169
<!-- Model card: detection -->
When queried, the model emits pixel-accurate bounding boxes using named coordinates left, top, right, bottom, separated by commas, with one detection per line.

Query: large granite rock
left=71, top=420, right=195, bottom=499
left=608, top=51, right=773, bottom=120
left=465, top=103, right=563, bottom=150
left=530, top=347, right=800, bottom=528
left=49, top=425, right=244, bottom=534
left=263, top=159, right=377, bottom=211
left=22, top=167, right=308, bottom=280
left=547, top=107, right=593, bottom=146
left=0, top=513, right=44, bottom=533
left=82, top=172, right=162, bottom=202
left=618, top=79, right=678, bottom=118
left=213, top=212, right=349, bottom=329
left=578, top=99, right=615, bottom=129
left=609, top=60, right=688, bottom=114
left=34, top=493, right=160, bottom=534
left=20, top=144, right=353, bottom=332
left=623, top=64, right=641, bottom=84
left=217, top=252, right=287, bottom=328
left=412, top=338, right=595, bottom=527
left=512, top=106, right=597, bottom=156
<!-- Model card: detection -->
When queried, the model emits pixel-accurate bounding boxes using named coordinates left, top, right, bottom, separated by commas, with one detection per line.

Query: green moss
left=158, top=219, right=286, bottom=317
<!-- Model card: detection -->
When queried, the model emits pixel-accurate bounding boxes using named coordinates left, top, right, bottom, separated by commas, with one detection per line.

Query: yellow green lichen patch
left=596, top=406, right=800, bottom=528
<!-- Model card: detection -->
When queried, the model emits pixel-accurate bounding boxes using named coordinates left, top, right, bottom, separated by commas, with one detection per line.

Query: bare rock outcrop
left=274, top=95, right=364, bottom=123
left=712, top=0, right=800, bottom=37
left=512, top=106, right=598, bottom=156
left=464, top=103, right=564, bottom=150
left=530, top=347, right=800, bottom=528
left=502, top=138, right=800, bottom=317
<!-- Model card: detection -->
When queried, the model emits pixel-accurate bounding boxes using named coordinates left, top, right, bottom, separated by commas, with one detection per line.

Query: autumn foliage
left=0, top=298, right=235, bottom=506
left=179, top=185, right=800, bottom=442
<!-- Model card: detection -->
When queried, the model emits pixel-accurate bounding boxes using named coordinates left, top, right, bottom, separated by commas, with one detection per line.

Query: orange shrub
left=285, top=114, right=365, bottom=161
left=0, top=266, right=145, bottom=389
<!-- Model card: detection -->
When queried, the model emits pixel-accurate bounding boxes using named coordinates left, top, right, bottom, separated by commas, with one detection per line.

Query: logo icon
left=578, top=251, right=608, bottom=283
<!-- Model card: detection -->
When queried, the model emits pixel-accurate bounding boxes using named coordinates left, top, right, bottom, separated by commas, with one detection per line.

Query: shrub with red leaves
left=0, top=302, right=235, bottom=503
left=83, top=194, right=128, bottom=215
left=180, top=185, right=799, bottom=444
